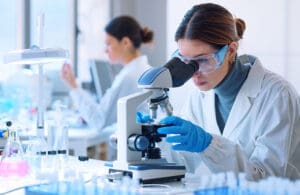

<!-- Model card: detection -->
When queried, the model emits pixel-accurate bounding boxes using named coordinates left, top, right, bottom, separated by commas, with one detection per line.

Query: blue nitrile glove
left=136, top=112, right=154, bottom=123
left=158, top=116, right=212, bottom=153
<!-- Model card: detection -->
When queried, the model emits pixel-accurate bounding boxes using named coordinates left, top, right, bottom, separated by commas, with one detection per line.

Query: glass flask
left=0, top=121, right=29, bottom=177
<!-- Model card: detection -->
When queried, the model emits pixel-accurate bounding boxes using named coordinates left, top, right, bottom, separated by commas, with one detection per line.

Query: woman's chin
left=194, top=82, right=211, bottom=91
left=198, top=86, right=210, bottom=91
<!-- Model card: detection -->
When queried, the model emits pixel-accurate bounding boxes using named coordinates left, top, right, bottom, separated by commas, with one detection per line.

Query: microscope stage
left=108, top=162, right=186, bottom=184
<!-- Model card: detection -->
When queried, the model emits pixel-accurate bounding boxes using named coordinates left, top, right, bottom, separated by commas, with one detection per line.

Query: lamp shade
left=3, top=48, right=69, bottom=65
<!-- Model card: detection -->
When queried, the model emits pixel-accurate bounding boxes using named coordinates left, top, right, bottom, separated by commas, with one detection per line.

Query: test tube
left=57, top=125, right=68, bottom=169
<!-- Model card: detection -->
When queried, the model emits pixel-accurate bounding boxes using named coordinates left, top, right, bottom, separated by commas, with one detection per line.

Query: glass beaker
left=0, top=121, right=29, bottom=177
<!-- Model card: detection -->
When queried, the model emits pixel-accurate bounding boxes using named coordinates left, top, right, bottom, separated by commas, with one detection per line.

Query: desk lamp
left=3, top=14, right=69, bottom=137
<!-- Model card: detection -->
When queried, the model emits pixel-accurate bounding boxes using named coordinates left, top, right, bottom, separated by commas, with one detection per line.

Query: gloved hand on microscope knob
left=158, top=116, right=212, bottom=153
left=136, top=112, right=212, bottom=153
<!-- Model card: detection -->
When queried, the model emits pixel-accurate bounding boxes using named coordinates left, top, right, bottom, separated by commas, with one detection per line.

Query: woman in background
left=61, top=16, right=153, bottom=143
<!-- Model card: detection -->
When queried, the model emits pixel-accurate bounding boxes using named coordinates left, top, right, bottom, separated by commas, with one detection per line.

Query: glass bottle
left=0, top=121, right=29, bottom=177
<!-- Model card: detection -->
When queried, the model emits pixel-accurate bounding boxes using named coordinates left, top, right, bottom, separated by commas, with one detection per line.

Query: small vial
left=57, top=149, right=67, bottom=172
left=33, top=151, right=47, bottom=180
left=78, top=156, right=89, bottom=170
left=46, top=150, right=58, bottom=174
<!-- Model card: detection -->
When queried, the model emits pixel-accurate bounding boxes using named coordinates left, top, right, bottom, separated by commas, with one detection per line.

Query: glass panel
left=30, top=0, right=71, bottom=70
left=0, top=0, right=18, bottom=79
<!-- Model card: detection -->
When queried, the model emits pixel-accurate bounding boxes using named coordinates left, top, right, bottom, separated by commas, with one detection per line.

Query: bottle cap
left=6, top=121, right=12, bottom=127
left=78, top=156, right=89, bottom=161
left=47, top=150, right=57, bottom=155
left=37, top=151, right=47, bottom=155
left=58, top=150, right=67, bottom=154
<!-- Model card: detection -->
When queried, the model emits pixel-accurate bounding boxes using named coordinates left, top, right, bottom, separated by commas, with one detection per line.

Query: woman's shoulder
left=240, top=55, right=298, bottom=97
left=261, top=68, right=298, bottom=97
left=248, top=62, right=300, bottom=104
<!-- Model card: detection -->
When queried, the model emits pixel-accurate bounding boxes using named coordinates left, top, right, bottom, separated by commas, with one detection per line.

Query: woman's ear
left=228, top=42, right=238, bottom=57
left=224, top=42, right=238, bottom=65
left=121, top=37, right=131, bottom=47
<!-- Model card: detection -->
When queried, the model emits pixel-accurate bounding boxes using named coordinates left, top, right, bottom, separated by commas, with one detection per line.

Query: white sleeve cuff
left=202, top=134, right=227, bottom=162
left=69, top=88, right=86, bottom=109
left=70, top=87, right=83, bottom=99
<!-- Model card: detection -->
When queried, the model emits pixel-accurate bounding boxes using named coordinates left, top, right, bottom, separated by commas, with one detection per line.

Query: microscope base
left=107, top=163, right=185, bottom=184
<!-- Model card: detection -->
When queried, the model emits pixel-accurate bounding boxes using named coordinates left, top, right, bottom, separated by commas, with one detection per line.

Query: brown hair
left=105, top=16, right=154, bottom=49
left=175, top=3, right=246, bottom=49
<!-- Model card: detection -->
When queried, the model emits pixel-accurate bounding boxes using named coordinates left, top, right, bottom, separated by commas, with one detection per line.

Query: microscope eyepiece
left=164, top=57, right=198, bottom=87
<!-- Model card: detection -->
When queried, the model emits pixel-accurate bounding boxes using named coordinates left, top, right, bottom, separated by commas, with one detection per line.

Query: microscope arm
left=116, top=90, right=153, bottom=165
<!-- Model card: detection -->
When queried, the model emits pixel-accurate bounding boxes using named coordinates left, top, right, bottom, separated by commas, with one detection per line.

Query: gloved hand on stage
left=136, top=112, right=154, bottom=123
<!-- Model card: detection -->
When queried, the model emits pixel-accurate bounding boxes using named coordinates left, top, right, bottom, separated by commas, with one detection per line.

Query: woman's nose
left=193, top=71, right=202, bottom=77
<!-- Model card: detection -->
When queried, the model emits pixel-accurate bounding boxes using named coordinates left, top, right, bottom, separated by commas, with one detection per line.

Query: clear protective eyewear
left=172, top=45, right=228, bottom=74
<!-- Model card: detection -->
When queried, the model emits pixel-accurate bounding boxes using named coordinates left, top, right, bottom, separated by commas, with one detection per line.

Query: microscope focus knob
left=128, top=134, right=150, bottom=151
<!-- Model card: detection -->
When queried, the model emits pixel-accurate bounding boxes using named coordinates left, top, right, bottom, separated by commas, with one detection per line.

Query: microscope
left=107, top=57, right=198, bottom=183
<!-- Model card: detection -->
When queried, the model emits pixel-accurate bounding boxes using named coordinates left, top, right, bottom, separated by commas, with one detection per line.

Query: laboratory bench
left=1, top=126, right=112, bottom=159
left=0, top=156, right=191, bottom=195
left=1, top=155, right=299, bottom=194
left=0, top=110, right=114, bottom=158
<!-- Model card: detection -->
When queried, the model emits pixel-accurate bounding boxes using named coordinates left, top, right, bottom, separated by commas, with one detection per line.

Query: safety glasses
left=173, top=45, right=228, bottom=74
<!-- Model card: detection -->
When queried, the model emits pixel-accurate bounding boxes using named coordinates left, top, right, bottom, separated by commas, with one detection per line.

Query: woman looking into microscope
left=139, top=3, right=300, bottom=180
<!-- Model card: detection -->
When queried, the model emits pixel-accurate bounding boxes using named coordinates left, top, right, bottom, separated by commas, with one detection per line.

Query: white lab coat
left=163, top=56, right=300, bottom=180
left=70, top=55, right=151, bottom=132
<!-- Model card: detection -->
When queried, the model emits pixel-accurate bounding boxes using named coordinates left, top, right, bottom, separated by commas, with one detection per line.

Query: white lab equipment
left=107, top=57, right=198, bottom=183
